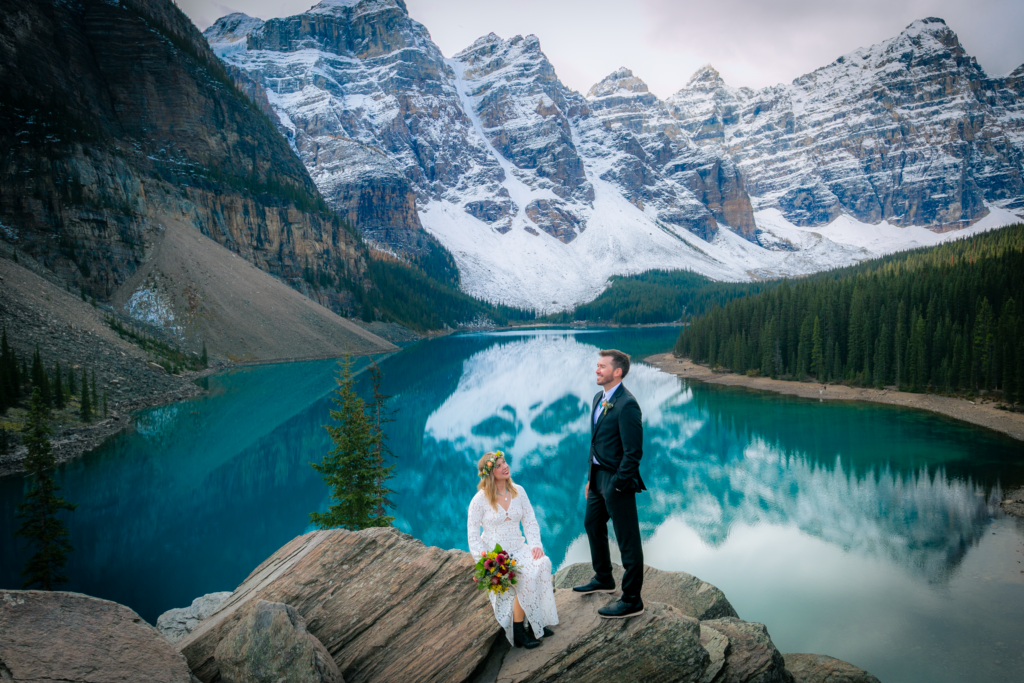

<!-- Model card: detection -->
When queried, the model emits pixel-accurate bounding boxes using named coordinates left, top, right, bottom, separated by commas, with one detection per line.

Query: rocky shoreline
left=0, top=527, right=882, bottom=683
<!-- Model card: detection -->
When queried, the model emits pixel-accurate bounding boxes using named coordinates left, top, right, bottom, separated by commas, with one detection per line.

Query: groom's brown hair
left=600, top=349, right=630, bottom=379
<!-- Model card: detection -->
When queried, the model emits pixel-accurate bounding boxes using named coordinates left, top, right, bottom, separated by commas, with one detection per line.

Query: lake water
left=1, top=327, right=1023, bottom=682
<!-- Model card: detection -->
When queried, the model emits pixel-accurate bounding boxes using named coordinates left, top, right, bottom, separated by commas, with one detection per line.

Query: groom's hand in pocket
left=531, top=547, right=545, bottom=560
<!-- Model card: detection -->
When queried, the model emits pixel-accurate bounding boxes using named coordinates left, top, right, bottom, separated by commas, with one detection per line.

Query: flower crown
left=478, top=450, right=506, bottom=478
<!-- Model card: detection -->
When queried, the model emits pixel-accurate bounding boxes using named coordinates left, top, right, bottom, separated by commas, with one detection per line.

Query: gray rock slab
left=701, top=617, right=793, bottom=683
left=784, top=653, right=881, bottom=683
left=553, top=562, right=738, bottom=620
left=215, top=600, right=341, bottom=683
left=473, top=588, right=709, bottom=683
left=179, top=527, right=500, bottom=683
left=0, top=590, right=192, bottom=683
left=158, top=592, right=232, bottom=644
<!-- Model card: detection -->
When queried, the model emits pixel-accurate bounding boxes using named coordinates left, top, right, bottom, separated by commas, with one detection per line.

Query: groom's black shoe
left=572, top=578, right=616, bottom=594
left=598, top=598, right=645, bottom=619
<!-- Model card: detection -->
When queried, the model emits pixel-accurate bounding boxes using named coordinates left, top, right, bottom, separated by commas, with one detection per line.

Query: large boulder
left=553, top=562, right=738, bottom=620
left=215, top=600, right=341, bottom=683
left=783, top=654, right=881, bottom=683
left=179, top=527, right=500, bottom=683
left=0, top=590, right=192, bottom=683
left=157, top=591, right=232, bottom=644
left=473, top=588, right=710, bottom=683
left=701, top=618, right=793, bottom=683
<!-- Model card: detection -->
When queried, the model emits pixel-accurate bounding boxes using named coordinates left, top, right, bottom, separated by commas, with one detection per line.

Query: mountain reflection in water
left=407, top=333, right=1005, bottom=582
left=1, top=327, right=1020, bottom=683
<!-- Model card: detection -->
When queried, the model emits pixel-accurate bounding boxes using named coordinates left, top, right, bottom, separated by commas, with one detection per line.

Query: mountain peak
left=204, top=13, right=265, bottom=44
left=686, top=64, right=724, bottom=89
left=587, top=67, right=650, bottom=99
left=309, top=0, right=408, bottom=15
left=904, top=16, right=946, bottom=31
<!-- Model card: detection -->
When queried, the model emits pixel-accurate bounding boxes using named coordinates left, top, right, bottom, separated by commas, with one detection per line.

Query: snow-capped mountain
left=204, top=5, right=1024, bottom=312
left=668, top=18, right=1024, bottom=230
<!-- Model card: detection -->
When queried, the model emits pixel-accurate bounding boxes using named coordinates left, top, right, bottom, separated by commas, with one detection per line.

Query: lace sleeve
left=518, top=487, right=543, bottom=550
left=467, top=494, right=486, bottom=557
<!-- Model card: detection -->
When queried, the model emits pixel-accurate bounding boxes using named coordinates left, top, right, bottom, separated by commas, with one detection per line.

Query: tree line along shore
left=674, top=223, right=1024, bottom=407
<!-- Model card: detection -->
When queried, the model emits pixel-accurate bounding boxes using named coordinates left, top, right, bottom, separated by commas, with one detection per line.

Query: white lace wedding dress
left=467, top=486, right=559, bottom=645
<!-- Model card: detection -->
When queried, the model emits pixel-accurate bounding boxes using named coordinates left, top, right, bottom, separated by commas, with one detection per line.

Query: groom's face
left=596, top=356, right=621, bottom=387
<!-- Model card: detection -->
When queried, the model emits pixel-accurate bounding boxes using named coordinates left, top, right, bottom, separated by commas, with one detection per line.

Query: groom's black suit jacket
left=590, top=384, right=646, bottom=493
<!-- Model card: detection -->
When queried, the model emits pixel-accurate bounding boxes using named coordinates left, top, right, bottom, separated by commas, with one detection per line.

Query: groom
left=573, top=349, right=646, bottom=618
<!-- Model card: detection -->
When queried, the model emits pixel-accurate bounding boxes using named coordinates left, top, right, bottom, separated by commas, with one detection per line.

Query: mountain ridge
left=204, top=4, right=1024, bottom=312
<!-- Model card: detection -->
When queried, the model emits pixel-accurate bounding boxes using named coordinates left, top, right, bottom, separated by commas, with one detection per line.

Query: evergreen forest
left=545, top=270, right=768, bottom=325
left=674, top=224, right=1024, bottom=400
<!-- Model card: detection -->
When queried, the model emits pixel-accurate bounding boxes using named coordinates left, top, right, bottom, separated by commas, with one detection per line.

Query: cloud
left=635, top=0, right=1024, bottom=91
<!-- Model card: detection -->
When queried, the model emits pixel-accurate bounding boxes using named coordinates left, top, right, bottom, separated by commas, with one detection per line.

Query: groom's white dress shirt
left=592, top=382, right=621, bottom=465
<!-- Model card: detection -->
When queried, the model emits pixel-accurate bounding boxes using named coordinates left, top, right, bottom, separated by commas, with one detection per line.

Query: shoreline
left=0, top=350, right=398, bottom=479
left=0, top=381, right=205, bottom=478
left=645, top=353, right=1024, bottom=443
left=647, top=353, right=1024, bottom=519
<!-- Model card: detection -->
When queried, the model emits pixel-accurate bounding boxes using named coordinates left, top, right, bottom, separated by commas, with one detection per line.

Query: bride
left=467, top=451, right=559, bottom=648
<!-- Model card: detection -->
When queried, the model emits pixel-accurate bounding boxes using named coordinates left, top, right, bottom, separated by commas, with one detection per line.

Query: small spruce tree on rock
left=310, top=356, right=395, bottom=530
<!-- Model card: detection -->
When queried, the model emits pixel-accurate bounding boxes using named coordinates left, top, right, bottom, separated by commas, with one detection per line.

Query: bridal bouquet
left=473, top=544, right=517, bottom=595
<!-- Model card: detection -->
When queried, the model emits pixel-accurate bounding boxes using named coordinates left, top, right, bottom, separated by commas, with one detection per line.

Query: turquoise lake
left=1, top=327, right=1023, bottom=682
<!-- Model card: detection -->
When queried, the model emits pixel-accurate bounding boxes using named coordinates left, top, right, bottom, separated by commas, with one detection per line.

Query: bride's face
left=492, top=457, right=511, bottom=481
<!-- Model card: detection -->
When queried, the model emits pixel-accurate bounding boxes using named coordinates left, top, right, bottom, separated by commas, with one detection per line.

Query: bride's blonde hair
left=477, top=451, right=519, bottom=511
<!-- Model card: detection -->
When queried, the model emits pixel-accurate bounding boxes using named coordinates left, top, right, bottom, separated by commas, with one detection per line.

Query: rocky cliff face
left=0, top=0, right=367, bottom=318
left=204, top=0, right=488, bottom=257
left=205, top=5, right=1024, bottom=311
left=578, top=67, right=756, bottom=242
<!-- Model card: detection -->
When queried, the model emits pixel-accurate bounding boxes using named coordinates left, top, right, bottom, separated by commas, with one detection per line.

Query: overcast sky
left=182, top=0, right=1024, bottom=99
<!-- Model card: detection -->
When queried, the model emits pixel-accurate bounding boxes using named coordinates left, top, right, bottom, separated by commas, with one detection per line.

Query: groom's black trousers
left=585, top=465, right=644, bottom=602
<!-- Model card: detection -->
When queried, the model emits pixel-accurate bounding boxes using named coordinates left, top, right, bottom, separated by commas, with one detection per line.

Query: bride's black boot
left=523, top=621, right=543, bottom=648
left=513, top=621, right=541, bottom=649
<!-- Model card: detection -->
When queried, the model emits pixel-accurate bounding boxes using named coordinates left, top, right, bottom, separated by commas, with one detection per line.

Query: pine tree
left=90, top=371, right=98, bottom=411
left=0, top=328, right=12, bottom=413
left=811, top=316, right=823, bottom=380
left=68, top=365, right=76, bottom=397
left=14, top=388, right=77, bottom=590
left=200, top=341, right=208, bottom=369
left=102, top=389, right=108, bottom=418
left=79, top=370, right=92, bottom=422
left=310, top=356, right=394, bottom=530
left=52, top=362, right=65, bottom=410
left=368, top=361, right=396, bottom=525
left=31, top=346, right=50, bottom=407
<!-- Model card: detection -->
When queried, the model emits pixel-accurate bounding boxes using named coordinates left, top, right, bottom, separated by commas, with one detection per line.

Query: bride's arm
left=519, top=488, right=544, bottom=552
left=467, top=494, right=487, bottom=557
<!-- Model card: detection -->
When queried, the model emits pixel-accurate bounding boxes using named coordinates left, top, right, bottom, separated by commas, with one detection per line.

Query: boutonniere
left=601, top=400, right=614, bottom=411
